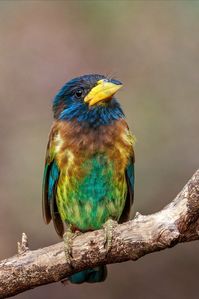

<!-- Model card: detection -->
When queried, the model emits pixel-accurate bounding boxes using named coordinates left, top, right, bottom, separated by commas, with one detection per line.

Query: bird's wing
left=42, top=131, right=64, bottom=237
left=119, top=150, right=135, bottom=223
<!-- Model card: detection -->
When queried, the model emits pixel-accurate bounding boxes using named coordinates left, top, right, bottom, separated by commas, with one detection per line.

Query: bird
left=42, top=74, right=135, bottom=284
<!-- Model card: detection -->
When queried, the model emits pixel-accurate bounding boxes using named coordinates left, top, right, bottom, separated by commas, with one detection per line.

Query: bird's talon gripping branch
left=103, top=219, right=118, bottom=252
left=63, top=230, right=73, bottom=263
left=63, top=228, right=82, bottom=263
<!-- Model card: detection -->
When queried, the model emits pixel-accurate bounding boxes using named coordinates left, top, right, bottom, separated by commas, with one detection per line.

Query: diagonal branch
left=0, top=170, right=199, bottom=299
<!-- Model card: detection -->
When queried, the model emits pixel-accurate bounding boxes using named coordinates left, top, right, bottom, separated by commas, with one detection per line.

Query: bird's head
left=53, top=74, right=124, bottom=127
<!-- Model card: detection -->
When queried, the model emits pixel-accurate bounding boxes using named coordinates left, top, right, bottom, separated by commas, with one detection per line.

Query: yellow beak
left=84, top=79, right=123, bottom=106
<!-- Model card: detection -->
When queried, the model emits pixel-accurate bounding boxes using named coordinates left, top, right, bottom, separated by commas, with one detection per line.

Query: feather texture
left=43, top=119, right=135, bottom=233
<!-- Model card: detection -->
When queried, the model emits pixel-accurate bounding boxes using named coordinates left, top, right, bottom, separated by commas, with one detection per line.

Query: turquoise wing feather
left=42, top=140, right=64, bottom=236
left=126, top=160, right=135, bottom=191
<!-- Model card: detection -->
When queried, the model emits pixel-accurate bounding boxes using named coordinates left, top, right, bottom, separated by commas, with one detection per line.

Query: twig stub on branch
left=17, top=233, right=29, bottom=255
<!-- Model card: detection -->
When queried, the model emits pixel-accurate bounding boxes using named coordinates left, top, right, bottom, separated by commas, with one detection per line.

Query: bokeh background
left=0, top=1, right=199, bottom=298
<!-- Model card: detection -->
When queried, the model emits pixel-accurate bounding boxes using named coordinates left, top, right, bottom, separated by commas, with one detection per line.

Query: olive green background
left=0, top=1, right=198, bottom=299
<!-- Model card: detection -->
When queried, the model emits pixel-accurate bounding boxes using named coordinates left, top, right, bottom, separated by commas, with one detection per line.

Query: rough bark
left=0, top=169, right=199, bottom=299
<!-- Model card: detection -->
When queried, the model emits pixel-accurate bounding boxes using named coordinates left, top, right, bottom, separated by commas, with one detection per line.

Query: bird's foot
left=103, top=219, right=118, bottom=252
left=63, top=228, right=73, bottom=264
left=63, top=227, right=81, bottom=264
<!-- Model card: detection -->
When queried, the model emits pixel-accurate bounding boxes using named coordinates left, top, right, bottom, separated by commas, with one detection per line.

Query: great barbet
left=42, top=74, right=135, bottom=283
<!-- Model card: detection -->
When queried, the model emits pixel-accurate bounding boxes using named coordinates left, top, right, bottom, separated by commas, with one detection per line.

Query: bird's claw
left=63, top=228, right=82, bottom=264
left=103, top=219, right=117, bottom=252
left=63, top=230, right=73, bottom=263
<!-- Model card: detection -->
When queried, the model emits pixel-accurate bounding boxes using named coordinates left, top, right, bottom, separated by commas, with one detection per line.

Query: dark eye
left=75, top=88, right=83, bottom=99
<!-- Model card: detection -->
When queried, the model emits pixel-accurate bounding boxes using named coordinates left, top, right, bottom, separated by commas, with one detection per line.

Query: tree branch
left=0, top=170, right=199, bottom=299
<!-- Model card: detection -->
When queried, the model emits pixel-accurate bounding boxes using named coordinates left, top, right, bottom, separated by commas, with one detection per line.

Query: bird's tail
left=68, top=266, right=107, bottom=284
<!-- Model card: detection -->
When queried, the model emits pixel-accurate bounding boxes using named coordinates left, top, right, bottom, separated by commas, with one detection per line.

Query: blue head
left=53, top=74, right=124, bottom=127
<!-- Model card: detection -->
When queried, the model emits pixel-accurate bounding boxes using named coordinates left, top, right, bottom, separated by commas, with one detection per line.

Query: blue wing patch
left=48, top=161, right=59, bottom=201
left=42, top=159, right=64, bottom=237
left=126, top=162, right=135, bottom=192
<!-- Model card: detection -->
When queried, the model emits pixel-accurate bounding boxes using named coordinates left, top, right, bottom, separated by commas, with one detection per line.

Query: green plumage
left=56, top=154, right=127, bottom=231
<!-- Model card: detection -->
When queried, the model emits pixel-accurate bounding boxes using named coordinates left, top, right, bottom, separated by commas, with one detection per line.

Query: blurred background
left=0, top=1, right=199, bottom=298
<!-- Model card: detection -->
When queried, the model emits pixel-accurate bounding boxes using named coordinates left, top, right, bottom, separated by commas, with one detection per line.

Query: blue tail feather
left=69, top=266, right=107, bottom=284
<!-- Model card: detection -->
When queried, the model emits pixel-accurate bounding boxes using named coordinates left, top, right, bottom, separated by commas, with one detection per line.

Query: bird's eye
left=75, top=89, right=83, bottom=99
